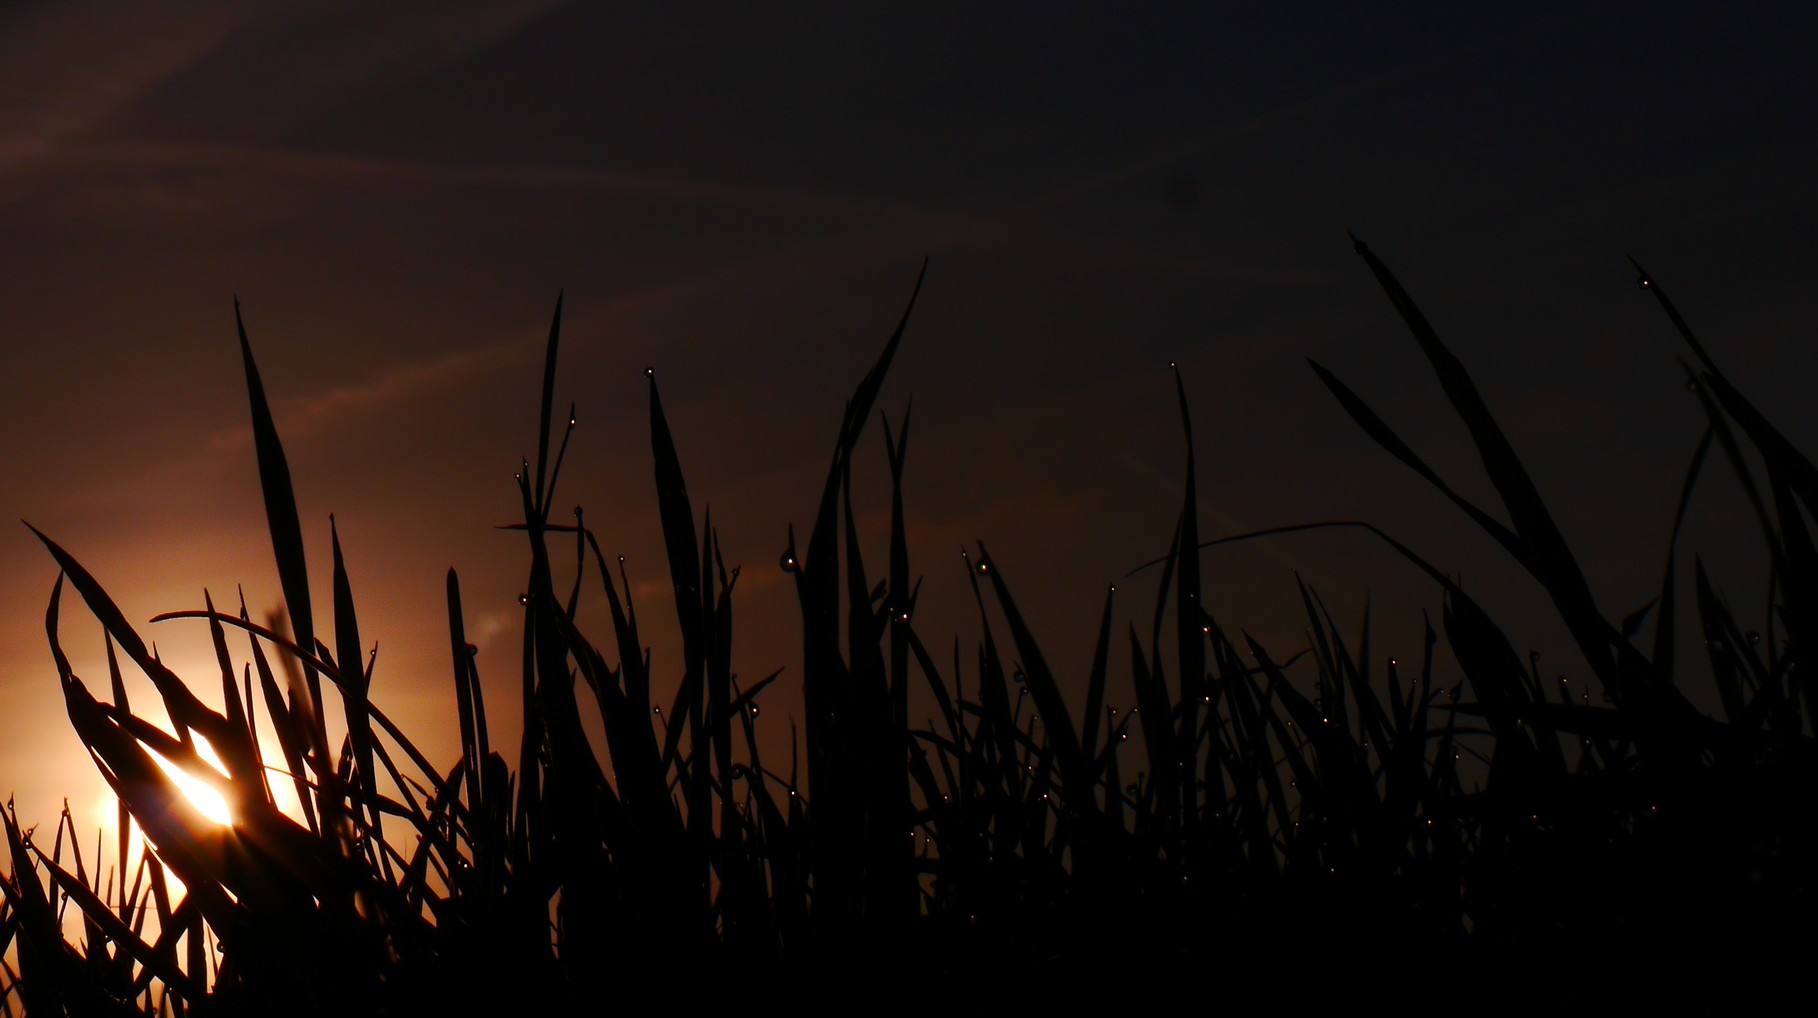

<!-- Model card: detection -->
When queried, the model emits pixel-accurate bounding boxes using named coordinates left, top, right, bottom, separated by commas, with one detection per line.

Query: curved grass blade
left=1350, top=237, right=1623, bottom=696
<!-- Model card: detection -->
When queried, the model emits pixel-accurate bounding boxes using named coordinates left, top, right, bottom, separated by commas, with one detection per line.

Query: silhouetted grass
left=2, top=243, right=1812, bottom=1014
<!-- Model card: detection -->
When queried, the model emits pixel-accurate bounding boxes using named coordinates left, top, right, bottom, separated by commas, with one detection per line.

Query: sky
left=1, top=1, right=1815, bottom=835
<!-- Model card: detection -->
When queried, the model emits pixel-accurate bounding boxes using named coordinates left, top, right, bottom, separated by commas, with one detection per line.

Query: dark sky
left=2, top=1, right=1815, bottom=832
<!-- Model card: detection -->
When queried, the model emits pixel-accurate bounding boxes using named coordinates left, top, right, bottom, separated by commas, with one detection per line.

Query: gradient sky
left=2, top=1, right=1815, bottom=833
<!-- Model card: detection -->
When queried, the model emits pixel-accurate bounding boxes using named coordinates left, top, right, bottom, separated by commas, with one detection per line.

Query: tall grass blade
left=1349, top=237, right=1626, bottom=699
left=235, top=301, right=330, bottom=774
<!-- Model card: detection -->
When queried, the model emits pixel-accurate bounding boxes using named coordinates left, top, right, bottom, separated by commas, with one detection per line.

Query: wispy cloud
left=0, top=1, right=267, bottom=179
left=0, top=0, right=568, bottom=185
left=205, top=332, right=535, bottom=452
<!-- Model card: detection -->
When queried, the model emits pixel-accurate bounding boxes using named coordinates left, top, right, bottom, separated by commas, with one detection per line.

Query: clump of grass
left=2, top=243, right=1812, bottom=1014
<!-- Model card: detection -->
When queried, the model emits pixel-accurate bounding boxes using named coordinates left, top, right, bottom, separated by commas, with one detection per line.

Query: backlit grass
left=2, top=242, right=1811, bottom=1014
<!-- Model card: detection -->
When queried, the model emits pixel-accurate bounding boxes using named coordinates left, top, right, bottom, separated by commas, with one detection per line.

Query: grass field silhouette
left=2, top=241, right=1811, bottom=1014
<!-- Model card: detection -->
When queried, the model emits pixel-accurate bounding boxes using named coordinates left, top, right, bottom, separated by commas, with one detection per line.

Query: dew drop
left=749, top=704, right=760, bottom=717
left=466, top=643, right=478, bottom=657
left=644, top=366, right=654, bottom=378
left=780, top=551, right=798, bottom=573
left=517, top=593, right=529, bottom=606
left=1747, top=631, right=1762, bottom=646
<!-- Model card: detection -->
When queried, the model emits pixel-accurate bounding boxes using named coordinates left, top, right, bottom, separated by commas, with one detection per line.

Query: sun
left=146, top=735, right=234, bottom=827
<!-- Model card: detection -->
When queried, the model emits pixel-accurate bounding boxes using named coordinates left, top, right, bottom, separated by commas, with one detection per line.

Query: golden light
left=146, top=734, right=234, bottom=827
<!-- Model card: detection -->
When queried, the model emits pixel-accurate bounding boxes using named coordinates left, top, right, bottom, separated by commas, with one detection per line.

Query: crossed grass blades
left=2, top=242, right=1813, bottom=1014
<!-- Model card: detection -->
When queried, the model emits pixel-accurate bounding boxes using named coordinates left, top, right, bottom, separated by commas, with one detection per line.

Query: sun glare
left=147, top=735, right=234, bottom=827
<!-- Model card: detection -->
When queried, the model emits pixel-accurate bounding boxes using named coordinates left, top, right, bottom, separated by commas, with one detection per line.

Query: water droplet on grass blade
left=780, top=551, right=797, bottom=572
